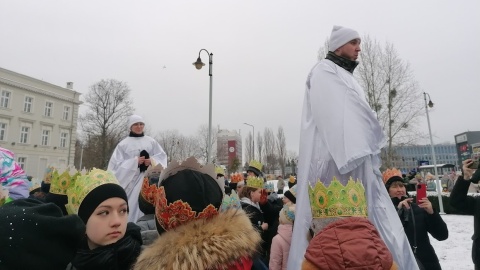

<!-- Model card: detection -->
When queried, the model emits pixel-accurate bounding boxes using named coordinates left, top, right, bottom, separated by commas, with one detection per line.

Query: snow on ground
left=430, top=214, right=474, bottom=270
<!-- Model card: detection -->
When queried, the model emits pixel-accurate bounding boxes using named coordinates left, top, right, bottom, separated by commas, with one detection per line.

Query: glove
left=259, top=189, right=268, bottom=205
left=138, top=150, right=150, bottom=172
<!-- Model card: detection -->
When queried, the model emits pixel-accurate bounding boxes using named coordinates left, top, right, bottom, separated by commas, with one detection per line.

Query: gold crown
left=50, top=167, right=82, bottom=195
left=248, top=160, right=263, bottom=171
left=309, top=177, right=367, bottom=219
left=66, top=169, right=119, bottom=215
left=289, top=175, right=296, bottom=183
left=246, top=176, right=264, bottom=189
left=215, top=166, right=225, bottom=176
left=382, top=168, right=402, bottom=184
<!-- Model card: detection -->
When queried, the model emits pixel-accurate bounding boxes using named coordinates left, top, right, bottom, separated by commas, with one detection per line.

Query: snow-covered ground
left=430, top=214, right=474, bottom=270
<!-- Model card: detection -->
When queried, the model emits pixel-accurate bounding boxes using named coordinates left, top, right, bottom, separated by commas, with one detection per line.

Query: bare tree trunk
left=277, top=126, right=287, bottom=177
left=263, top=128, right=276, bottom=174
left=256, top=133, right=263, bottom=165
left=245, top=133, right=253, bottom=163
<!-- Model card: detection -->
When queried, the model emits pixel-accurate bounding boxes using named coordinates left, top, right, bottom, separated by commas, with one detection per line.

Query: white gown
left=108, top=135, right=167, bottom=223
left=287, top=59, right=418, bottom=270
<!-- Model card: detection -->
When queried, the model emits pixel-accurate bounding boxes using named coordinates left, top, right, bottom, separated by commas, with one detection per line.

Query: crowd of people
left=0, top=24, right=478, bottom=270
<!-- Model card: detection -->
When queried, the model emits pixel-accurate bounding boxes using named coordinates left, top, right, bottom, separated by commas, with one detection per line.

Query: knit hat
left=329, top=25, right=360, bottom=52
left=0, top=199, right=85, bottom=270
left=284, top=184, right=297, bottom=204
left=279, top=204, right=295, bottom=225
left=66, top=169, right=128, bottom=224
left=128, top=115, right=144, bottom=130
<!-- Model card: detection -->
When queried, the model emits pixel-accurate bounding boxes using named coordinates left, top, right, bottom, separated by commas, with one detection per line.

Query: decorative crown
left=66, top=169, right=119, bottom=215
left=282, top=205, right=296, bottom=222
left=140, top=164, right=163, bottom=205
left=248, top=160, right=263, bottom=171
left=50, top=166, right=81, bottom=195
left=264, top=182, right=274, bottom=192
left=215, top=166, right=225, bottom=176
left=246, top=176, right=264, bottom=189
left=159, top=156, right=215, bottom=184
left=382, top=168, right=402, bottom=184
left=220, top=190, right=241, bottom=212
left=308, top=177, right=367, bottom=219
left=43, top=165, right=56, bottom=184
left=289, top=184, right=297, bottom=197
left=289, top=175, right=296, bottom=183
left=230, top=172, right=243, bottom=183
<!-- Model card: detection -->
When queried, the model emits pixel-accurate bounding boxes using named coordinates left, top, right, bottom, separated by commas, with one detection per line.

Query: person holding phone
left=383, top=168, right=448, bottom=270
left=450, top=159, right=480, bottom=269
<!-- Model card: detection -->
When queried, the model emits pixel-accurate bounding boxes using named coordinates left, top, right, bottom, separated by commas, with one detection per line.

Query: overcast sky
left=1, top=0, right=479, bottom=156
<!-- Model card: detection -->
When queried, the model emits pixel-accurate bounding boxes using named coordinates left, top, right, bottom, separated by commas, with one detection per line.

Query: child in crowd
left=66, top=169, right=142, bottom=270
left=270, top=204, right=295, bottom=270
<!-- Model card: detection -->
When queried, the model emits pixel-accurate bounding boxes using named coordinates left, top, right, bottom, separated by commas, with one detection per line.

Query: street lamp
left=243, top=123, right=255, bottom=160
left=424, top=92, right=445, bottom=214
left=193, top=49, right=213, bottom=163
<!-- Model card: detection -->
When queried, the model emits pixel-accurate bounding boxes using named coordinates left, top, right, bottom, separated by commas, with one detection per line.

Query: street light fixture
left=424, top=92, right=445, bottom=214
left=193, top=49, right=213, bottom=163
left=243, top=123, right=255, bottom=160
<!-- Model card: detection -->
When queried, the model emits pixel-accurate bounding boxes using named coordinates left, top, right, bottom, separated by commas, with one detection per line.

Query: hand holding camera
left=463, top=159, right=476, bottom=180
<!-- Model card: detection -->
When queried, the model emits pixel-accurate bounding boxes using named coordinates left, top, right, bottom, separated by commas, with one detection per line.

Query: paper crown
left=248, top=160, right=263, bottom=171
left=66, top=169, right=119, bottom=215
left=220, top=190, right=241, bottom=212
left=281, top=204, right=296, bottom=223
left=382, top=168, right=402, bottom=184
left=264, top=182, right=274, bottom=192
left=309, top=177, right=367, bottom=219
left=50, top=167, right=82, bottom=195
left=289, top=175, right=296, bottom=183
left=215, top=166, right=225, bottom=176
left=154, top=157, right=223, bottom=231
left=230, top=172, right=243, bottom=183
left=246, top=176, right=264, bottom=189
left=43, top=165, right=56, bottom=184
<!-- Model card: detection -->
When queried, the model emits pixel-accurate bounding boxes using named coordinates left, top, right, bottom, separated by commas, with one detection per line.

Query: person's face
left=130, top=122, right=145, bottom=135
left=247, top=171, right=256, bottom=177
left=282, top=196, right=291, bottom=205
left=250, top=188, right=262, bottom=203
left=86, top=197, right=128, bottom=250
left=336, top=39, right=361, bottom=61
left=236, top=184, right=244, bottom=194
left=388, top=182, right=406, bottom=199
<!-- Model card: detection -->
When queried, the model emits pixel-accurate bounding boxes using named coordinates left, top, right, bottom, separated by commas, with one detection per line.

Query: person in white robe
left=288, top=26, right=418, bottom=270
left=108, top=115, right=167, bottom=222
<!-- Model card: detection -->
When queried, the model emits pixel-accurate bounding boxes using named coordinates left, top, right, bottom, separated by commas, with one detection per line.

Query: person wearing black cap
left=283, top=184, right=296, bottom=205
left=0, top=198, right=85, bottom=270
left=66, top=169, right=142, bottom=270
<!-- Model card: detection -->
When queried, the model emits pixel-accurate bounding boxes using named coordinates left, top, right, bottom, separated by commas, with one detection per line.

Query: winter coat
left=269, top=224, right=292, bottom=270
left=450, top=170, right=480, bottom=266
left=260, top=198, right=283, bottom=256
left=302, top=217, right=398, bottom=270
left=67, top=222, right=142, bottom=270
left=133, top=208, right=261, bottom=270
left=394, top=197, right=448, bottom=270
left=242, top=201, right=270, bottom=258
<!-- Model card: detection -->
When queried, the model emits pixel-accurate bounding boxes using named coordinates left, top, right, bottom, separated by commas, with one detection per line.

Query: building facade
left=391, top=144, right=459, bottom=173
left=455, top=131, right=480, bottom=166
left=0, top=67, right=81, bottom=179
left=216, top=129, right=242, bottom=172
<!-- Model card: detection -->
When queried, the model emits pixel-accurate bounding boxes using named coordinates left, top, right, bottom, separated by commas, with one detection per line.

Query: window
left=0, top=122, right=6, bottom=141
left=41, top=129, right=50, bottom=146
left=24, top=96, right=33, bottom=113
left=17, top=157, right=26, bottom=170
left=63, top=106, right=71, bottom=120
left=1, top=90, right=11, bottom=108
left=44, top=101, right=53, bottom=117
left=60, top=131, right=69, bottom=148
left=20, top=126, right=29, bottom=143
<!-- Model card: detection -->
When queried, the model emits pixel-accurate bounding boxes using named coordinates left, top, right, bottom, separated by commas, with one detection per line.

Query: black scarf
left=325, top=51, right=359, bottom=73
left=129, top=131, right=144, bottom=137
left=71, top=223, right=142, bottom=270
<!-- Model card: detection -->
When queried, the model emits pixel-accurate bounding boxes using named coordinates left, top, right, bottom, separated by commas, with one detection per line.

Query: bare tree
left=244, top=132, right=254, bottom=163
left=317, top=38, right=330, bottom=61
left=79, top=79, right=134, bottom=169
left=357, top=37, right=424, bottom=167
left=155, top=130, right=183, bottom=162
left=263, top=127, right=276, bottom=174
left=277, top=126, right=287, bottom=177
left=256, top=133, right=263, bottom=164
left=196, top=124, right=218, bottom=163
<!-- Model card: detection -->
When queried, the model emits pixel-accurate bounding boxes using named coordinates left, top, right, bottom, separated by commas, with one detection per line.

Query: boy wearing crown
left=289, top=25, right=417, bottom=269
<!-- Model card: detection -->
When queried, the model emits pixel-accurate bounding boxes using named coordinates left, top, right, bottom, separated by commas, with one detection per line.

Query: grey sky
left=1, top=0, right=479, bottom=155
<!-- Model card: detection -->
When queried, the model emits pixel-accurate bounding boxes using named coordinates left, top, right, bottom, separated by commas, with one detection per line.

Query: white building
left=0, top=67, right=81, bottom=179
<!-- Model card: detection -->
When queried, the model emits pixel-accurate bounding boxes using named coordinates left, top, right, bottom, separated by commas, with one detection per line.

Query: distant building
left=0, top=67, right=81, bottom=179
left=216, top=129, right=242, bottom=172
left=455, top=131, right=480, bottom=165
left=391, top=144, right=459, bottom=173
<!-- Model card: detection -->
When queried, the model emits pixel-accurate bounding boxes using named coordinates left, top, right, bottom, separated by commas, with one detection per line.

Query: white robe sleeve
left=148, top=139, right=168, bottom=168
left=107, top=143, right=138, bottom=190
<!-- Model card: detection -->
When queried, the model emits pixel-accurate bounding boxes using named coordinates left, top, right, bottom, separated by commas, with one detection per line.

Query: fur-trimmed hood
left=133, top=208, right=261, bottom=270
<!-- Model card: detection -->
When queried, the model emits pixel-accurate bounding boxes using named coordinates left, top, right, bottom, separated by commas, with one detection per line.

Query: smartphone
left=469, top=161, right=479, bottom=169
left=416, top=183, right=427, bottom=204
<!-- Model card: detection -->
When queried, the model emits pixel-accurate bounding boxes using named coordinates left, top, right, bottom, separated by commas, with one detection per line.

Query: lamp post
left=424, top=92, right=445, bottom=214
left=193, top=49, right=213, bottom=163
left=243, top=123, right=255, bottom=160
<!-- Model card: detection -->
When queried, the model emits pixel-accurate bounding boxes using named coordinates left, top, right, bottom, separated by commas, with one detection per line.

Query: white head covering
left=128, top=115, right=144, bottom=130
left=329, top=25, right=361, bottom=52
